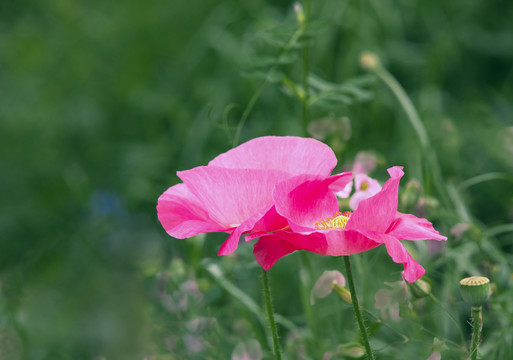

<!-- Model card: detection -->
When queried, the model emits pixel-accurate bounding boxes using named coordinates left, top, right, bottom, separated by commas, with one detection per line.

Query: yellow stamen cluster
left=315, top=211, right=352, bottom=230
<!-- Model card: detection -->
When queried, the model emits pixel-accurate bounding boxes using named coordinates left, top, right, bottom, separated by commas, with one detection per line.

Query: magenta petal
left=387, top=212, right=447, bottom=241
left=208, top=136, right=337, bottom=176
left=218, top=211, right=266, bottom=256
left=346, top=166, right=403, bottom=233
left=178, top=166, right=288, bottom=228
left=273, top=172, right=352, bottom=231
left=253, top=235, right=300, bottom=270
left=382, top=236, right=426, bottom=283
left=157, top=184, right=227, bottom=238
left=250, top=206, right=289, bottom=234
left=218, top=205, right=287, bottom=256
left=271, top=229, right=379, bottom=256
left=322, top=230, right=380, bottom=255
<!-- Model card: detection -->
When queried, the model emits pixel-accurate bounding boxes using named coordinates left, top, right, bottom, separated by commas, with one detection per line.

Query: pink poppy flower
left=156, top=136, right=352, bottom=256
left=253, top=166, right=447, bottom=283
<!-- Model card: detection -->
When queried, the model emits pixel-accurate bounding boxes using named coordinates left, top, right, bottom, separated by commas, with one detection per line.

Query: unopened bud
left=340, top=343, right=365, bottom=358
left=459, top=276, right=491, bottom=307
left=360, top=52, right=380, bottom=71
left=410, top=278, right=431, bottom=299
left=332, top=282, right=352, bottom=304
left=293, top=3, right=306, bottom=26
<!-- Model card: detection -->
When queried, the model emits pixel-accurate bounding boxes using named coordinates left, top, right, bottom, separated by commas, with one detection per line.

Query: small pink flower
left=349, top=173, right=382, bottom=210
left=310, top=270, right=346, bottom=305
left=336, top=152, right=381, bottom=210
left=253, top=167, right=447, bottom=283
left=157, top=136, right=349, bottom=256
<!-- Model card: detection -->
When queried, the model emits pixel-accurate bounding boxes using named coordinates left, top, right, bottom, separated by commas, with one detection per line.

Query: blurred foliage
left=0, top=0, right=512, bottom=359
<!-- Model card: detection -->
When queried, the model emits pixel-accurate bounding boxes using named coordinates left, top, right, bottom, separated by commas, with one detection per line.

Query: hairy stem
left=262, top=270, right=282, bottom=360
left=470, top=306, right=482, bottom=360
left=343, top=256, right=375, bottom=360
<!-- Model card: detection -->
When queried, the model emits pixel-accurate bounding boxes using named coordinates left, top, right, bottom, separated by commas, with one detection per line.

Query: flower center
left=314, top=211, right=352, bottom=230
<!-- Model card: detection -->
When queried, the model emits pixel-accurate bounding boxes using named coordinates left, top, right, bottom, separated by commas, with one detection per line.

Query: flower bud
left=310, top=270, right=347, bottom=305
left=410, top=278, right=432, bottom=299
left=359, top=52, right=381, bottom=71
left=332, top=282, right=352, bottom=305
left=340, top=343, right=365, bottom=358
left=293, top=3, right=306, bottom=26
left=459, top=276, right=491, bottom=307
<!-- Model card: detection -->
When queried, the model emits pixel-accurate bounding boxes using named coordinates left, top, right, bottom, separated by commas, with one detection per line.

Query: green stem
left=470, top=306, right=482, bottom=360
left=343, top=256, right=375, bottom=360
left=262, top=270, right=282, bottom=360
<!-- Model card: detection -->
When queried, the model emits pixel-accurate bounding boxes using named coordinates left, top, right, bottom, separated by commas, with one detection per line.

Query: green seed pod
left=459, top=276, right=491, bottom=307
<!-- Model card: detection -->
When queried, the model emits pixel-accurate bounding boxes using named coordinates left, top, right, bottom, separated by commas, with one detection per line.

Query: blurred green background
left=1, top=0, right=512, bottom=359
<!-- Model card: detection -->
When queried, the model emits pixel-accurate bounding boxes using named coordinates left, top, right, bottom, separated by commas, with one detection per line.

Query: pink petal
left=272, top=229, right=380, bottom=256
left=253, top=229, right=380, bottom=270
left=346, top=166, right=403, bottom=233
left=178, top=166, right=288, bottom=228
left=157, top=183, right=228, bottom=238
left=336, top=179, right=352, bottom=198
left=208, top=136, right=337, bottom=177
left=250, top=206, right=289, bottom=234
left=387, top=212, right=447, bottom=241
left=381, top=235, right=426, bottom=283
left=253, top=235, right=300, bottom=270
left=273, top=172, right=352, bottom=231
left=218, top=205, right=288, bottom=256
left=354, top=173, right=380, bottom=192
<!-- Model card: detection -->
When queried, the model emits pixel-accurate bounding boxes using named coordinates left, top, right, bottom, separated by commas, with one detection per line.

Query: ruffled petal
left=387, top=212, right=447, bottom=241
left=346, top=166, right=403, bottom=233
left=218, top=205, right=288, bottom=256
left=208, top=136, right=337, bottom=176
left=178, top=166, right=288, bottom=228
left=253, top=235, right=300, bottom=270
left=273, top=172, right=352, bottom=231
left=157, top=184, right=227, bottom=238
left=382, top=236, right=426, bottom=283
